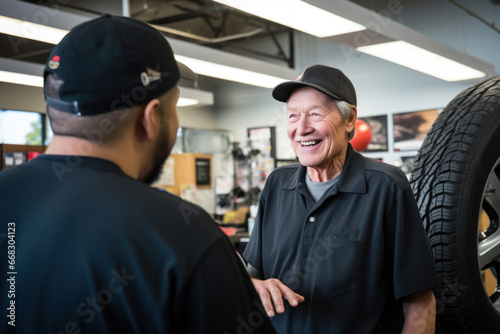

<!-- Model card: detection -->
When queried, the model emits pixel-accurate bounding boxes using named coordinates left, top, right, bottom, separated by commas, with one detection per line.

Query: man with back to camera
left=243, top=64, right=438, bottom=333
left=0, top=15, right=276, bottom=334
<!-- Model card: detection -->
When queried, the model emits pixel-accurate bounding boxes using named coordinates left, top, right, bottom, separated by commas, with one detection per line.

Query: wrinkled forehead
left=286, top=87, right=337, bottom=112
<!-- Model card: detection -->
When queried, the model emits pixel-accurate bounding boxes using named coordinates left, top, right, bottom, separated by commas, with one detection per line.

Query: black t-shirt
left=0, top=155, right=276, bottom=334
left=244, top=145, right=438, bottom=334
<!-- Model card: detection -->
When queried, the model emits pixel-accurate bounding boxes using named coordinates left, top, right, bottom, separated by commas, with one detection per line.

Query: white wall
left=213, top=31, right=481, bottom=165
left=177, top=105, right=217, bottom=129
left=214, top=82, right=296, bottom=159
left=0, top=83, right=46, bottom=113
left=3, top=0, right=498, bottom=167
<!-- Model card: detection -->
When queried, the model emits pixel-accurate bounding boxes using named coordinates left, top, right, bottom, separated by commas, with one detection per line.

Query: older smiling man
left=243, top=64, right=438, bottom=334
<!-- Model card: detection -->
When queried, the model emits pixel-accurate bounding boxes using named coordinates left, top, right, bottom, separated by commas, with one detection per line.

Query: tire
left=410, top=75, right=500, bottom=333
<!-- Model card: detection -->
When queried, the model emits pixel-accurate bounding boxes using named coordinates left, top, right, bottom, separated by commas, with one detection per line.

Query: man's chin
left=141, top=168, right=162, bottom=185
left=141, top=154, right=170, bottom=185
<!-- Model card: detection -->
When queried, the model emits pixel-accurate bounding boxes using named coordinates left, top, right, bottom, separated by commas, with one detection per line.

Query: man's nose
left=296, top=116, right=313, bottom=135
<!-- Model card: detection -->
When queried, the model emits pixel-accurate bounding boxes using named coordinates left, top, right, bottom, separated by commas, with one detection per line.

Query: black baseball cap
left=272, top=64, right=357, bottom=106
left=44, top=14, right=197, bottom=116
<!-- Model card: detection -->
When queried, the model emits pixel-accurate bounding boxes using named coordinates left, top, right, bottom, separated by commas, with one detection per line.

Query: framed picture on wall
left=247, top=126, right=276, bottom=158
left=358, top=115, right=388, bottom=152
left=393, top=109, right=440, bottom=152
left=247, top=127, right=276, bottom=191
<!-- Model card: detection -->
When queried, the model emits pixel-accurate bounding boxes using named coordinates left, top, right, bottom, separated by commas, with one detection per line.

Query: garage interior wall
left=2, top=0, right=500, bottom=170
left=213, top=31, right=482, bottom=164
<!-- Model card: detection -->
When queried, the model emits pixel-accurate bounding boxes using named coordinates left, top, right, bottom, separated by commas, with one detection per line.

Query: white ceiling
left=1, top=0, right=499, bottom=101
left=352, top=0, right=500, bottom=77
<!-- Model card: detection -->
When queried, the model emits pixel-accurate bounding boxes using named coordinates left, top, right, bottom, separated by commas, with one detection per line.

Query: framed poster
left=393, top=109, right=440, bottom=152
left=195, top=158, right=211, bottom=186
left=358, top=115, right=388, bottom=152
left=247, top=127, right=276, bottom=191
left=247, top=126, right=276, bottom=158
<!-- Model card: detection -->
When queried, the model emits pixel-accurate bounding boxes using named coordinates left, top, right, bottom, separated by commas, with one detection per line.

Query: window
left=0, top=110, right=51, bottom=145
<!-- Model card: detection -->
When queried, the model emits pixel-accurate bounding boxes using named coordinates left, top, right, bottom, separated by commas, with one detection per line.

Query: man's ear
left=346, top=105, right=357, bottom=133
left=138, top=99, right=160, bottom=141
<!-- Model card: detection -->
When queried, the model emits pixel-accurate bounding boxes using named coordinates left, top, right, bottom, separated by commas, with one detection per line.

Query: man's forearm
left=402, top=289, right=436, bottom=334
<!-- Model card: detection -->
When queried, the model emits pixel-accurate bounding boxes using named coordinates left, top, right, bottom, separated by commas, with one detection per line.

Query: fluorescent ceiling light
left=213, top=0, right=364, bottom=37
left=178, top=87, right=214, bottom=108
left=0, top=70, right=43, bottom=87
left=0, top=11, right=295, bottom=89
left=175, top=55, right=289, bottom=88
left=0, top=15, right=68, bottom=44
left=357, top=41, right=486, bottom=82
left=177, top=97, right=200, bottom=107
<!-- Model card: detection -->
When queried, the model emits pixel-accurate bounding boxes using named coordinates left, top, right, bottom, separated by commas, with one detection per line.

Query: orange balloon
left=350, top=119, right=372, bottom=152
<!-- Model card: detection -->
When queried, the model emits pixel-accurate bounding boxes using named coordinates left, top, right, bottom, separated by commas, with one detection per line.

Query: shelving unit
left=0, top=144, right=46, bottom=171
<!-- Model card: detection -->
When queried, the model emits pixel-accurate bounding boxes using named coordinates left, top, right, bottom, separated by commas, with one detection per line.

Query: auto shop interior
left=1, top=0, right=500, bottom=332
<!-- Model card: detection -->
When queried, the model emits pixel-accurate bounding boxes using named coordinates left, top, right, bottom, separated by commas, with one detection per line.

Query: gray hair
left=334, top=99, right=356, bottom=140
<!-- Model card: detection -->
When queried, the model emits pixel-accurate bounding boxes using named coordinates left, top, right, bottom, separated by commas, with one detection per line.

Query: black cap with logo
left=272, top=64, right=357, bottom=106
left=44, top=14, right=197, bottom=116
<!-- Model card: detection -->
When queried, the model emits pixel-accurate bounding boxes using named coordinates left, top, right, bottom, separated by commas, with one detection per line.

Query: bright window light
left=357, top=41, right=486, bottom=82
left=175, top=55, right=289, bottom=88
left=177, top=97, right=199, bottom=107
left=213, top=0, right=365, bottom=37
left=0, top=15, right=68, bottom=44
left=0, top=70, right=43, bottom=87
left=0, top=110, right=44, bottom=145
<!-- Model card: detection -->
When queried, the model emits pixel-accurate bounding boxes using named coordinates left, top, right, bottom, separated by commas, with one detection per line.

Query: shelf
left=0, top=144, right=46, bottom=170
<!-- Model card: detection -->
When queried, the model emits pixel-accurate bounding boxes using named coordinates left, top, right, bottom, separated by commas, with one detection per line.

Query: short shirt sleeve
left=243, top=190, right=266, bottom=276
left=387, top=185, right=438, bottom=300
left=179, top=236, right=276, bottom=333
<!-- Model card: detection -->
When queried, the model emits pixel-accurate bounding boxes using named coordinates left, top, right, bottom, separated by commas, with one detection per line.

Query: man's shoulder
left=108, top=182, right=221, bottom=239
left=0, top=160, right=35, bottom=176
left=362, top=156, right=410, bottom=189
left=0, top=161, right=43, bottom=190
left=268, top=162, right=300, bottom=179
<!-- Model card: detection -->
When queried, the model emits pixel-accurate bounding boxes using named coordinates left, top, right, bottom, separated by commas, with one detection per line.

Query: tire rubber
left=410, top=76, right=500, bottom=333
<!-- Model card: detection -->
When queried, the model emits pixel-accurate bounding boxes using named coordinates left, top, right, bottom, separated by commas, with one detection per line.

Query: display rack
left=0, top=144, right=46, bottom=171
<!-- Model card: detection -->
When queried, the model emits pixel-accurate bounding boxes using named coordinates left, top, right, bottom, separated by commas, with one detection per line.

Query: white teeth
left=299, top=140, right=319, bottom=146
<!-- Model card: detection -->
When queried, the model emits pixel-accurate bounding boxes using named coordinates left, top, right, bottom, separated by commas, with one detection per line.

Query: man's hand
left=251, top=278, right=305, bottom=317
left=402, top=289, right=436, bottom=334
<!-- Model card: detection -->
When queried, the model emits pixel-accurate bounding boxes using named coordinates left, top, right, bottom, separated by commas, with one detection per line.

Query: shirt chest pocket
left=314, top=235, right=362, bottom=297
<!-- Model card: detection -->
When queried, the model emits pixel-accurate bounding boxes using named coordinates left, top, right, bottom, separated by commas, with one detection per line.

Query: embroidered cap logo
left=49, top=55, right=60, bottom=70
left=141, top=67, right=162, bottom=86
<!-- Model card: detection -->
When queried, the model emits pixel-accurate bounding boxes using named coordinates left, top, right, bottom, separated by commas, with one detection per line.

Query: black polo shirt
left=0, top=155, right=276, bottom=334
left=244, top=145, right=437, bottom=333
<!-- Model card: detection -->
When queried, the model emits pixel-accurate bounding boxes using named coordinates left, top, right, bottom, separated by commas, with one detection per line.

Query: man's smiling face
left=286, top=87, right=354, bottom=169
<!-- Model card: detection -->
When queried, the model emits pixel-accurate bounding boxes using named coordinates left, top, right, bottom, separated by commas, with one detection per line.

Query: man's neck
left=45, top=135, right=140, bottom=179
left=306, top=146, right=348, bottom=182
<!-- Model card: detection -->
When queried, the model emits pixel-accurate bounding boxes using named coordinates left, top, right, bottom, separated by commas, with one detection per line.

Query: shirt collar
left=36, top=154, right=126, bottom=175
left=282, top=144, right=366, bottom=194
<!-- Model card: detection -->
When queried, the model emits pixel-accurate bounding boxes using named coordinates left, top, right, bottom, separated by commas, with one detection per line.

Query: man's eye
left=288, top=114, right=299, bottom=123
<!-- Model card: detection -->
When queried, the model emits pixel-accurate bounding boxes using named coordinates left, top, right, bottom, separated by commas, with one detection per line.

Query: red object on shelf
left=350, top=119, right=372, bottom=152
left=219, top=226, right=237, bottom=236
left=27, top=152, right=41, bottom=161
